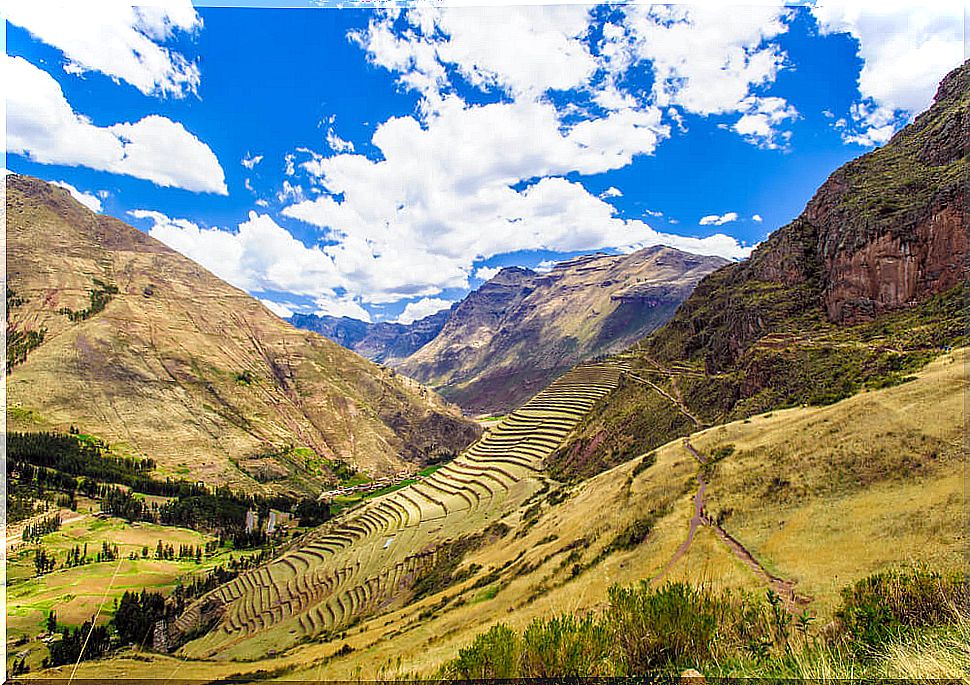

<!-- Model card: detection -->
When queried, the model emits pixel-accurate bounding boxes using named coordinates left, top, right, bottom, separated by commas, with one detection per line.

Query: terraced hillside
left=173, top=360, right=628, bottom=659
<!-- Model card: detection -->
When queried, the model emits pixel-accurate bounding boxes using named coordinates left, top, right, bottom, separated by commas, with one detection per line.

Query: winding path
left=651, top=439, right=812, bottom=611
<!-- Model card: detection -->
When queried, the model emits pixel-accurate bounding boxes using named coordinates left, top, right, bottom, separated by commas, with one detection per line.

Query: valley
left=47, top=346, right=968, bottom=680
left=5, top=52, right=968, bottom=685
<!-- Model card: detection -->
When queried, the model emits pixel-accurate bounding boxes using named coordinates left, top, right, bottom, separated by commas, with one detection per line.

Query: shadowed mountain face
left=397, top=248, right=728, bottom=414
left=5, top=175, right=481, bottom=493
left=290, top=249, right=727, bottom=416
left=551, top=60, right=969, bottom=481
left=289, top=308, right=452, bottom=365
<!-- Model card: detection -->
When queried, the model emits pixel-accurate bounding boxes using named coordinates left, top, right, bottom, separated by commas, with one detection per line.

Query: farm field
left=5, top=505, right=261, bottom=673
left=58, top=347, right=966, bottom=680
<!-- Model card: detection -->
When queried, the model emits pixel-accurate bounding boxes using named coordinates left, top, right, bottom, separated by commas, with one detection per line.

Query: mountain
left=289, top=308, right=451, bottom=364
left=5, top=175, right=481, bottom=493
left=551, top=59, right=969, bottom=480
left=397, top=247, right=728, bottom=414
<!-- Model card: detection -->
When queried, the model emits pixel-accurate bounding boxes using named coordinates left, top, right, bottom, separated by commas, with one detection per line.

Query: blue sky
left=5, top=1, right=965, bottom=324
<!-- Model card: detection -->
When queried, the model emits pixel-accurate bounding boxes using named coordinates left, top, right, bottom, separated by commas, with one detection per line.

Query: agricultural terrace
left=176, top=361, right=628, bottom=660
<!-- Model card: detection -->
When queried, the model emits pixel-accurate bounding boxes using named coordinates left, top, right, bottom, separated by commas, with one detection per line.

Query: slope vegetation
left=5, top=176, right=480, bottom=493
left=58, top=346, right=966, bottom=681
left=168, top=360, right=628, bottom=659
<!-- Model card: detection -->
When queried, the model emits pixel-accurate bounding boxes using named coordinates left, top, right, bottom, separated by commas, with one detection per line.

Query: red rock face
left=823, top=196, right=968, bottom=323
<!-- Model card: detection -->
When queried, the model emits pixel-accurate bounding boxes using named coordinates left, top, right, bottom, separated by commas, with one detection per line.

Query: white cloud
left=474, top=265, right=502, bottom=281
left=610, top=5, right=791, bottom=114
left=811, top=1, right=965, bottom=145
left=277, top=180, right=305, bottom=204
left=131, top=209, right=343, bottom=298
left=242, top=153, right=263, bottom=169
left=644, top=208, right=663, bottom=218
left=732, top=95, right=798, bottom=149
left=6, top=56, right=226, bottom=193
left=351, top=5, right=596, bottom=107
left=535, top=259, right=558, bottom=274
left=752, top=214, right=764, bottom=223
left=600, top=186, right=623, bottom=199
left=6, top=0, right=202, bottom=97
left=324, top=116, right=356, bottom=153
left=699, top=211, right=739, bottom=226
left=260, top=298, right=294, bottom=319
left=395, top=297, right=453, bottom=325
left=314, top=295, right=372, bottom=323
left=51, top=180, right=103, bottom=212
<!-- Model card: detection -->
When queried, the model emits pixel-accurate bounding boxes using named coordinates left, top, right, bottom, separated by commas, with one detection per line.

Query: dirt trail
left=625, top=371, right=705, bottom=428
left=6, top=511, right=87, bottom=549
left=651, top=439, right=812, bottom=611
left=707, top=522, right=812, bottom=610
left=650, top=439, right=708, bottom=583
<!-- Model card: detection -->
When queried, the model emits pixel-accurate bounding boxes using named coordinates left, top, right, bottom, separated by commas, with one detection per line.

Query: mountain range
left=291, top=247, right=727, bottom=414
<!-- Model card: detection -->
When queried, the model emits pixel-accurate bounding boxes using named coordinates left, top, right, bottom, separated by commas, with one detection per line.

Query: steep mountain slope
left=551, top=60, right=968, bottom=480
left=289, top=308, right=451, bottom=365
left=5, top=175, right=480, bottom=493
left=398, top=247, right=727, bottom=414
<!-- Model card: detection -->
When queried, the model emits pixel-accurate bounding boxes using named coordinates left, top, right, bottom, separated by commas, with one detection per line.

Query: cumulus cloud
left=732, top=96, right=798, bottom=149
left=396, top=297, right=453, bottom=325
left=474, top=265, right=502, bottom=281
left=324, top=116, right=355, bottom=153
left=811, top=1, right=964, bottom=146
left=699, top=212, right=739, bottom=226
left=51, top=180, right=103, bottom=212
left=260, top=298, right=295, bottom=319
left=600, top=186, right=623, bottom=199
left=602, top=4, right=797, bottom=146
left=752, top=214, right=764, bottom=222
left=535, top=259, right=558, bottom=274
left=351, top=5, right=597, bottom=106
left=241, top=153, right=263, bottom=169
left=314, top=295, right=372, bottom=323
left=267, top=5, right=776, bottom=305
left=6, top=56, right=226, bottom=193
left=130, top=209, right=343, bottom=298
left=6, top=0, right=202, bottom=97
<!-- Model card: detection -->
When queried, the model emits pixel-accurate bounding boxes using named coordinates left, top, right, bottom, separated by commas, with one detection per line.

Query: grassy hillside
left=54, top=347, right=966, bottom=680
left=5, top=175, right=480, bottom=493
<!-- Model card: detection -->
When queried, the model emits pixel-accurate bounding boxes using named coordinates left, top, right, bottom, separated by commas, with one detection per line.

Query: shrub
left=607, top=582, right=722, bottom=671
left=836, top=567, right=970, bottom=651
left=520, top=614, right=612, bottom=677
left=446, top=623, right=519, bottom=678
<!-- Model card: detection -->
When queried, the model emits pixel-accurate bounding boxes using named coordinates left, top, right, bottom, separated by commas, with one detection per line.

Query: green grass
left=434, top=567, right=969, bottom=679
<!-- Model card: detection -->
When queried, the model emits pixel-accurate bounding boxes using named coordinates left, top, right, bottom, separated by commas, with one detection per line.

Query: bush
left=446, top=623, right=519, bottom=679
left=607, top=582, right=722, bottom=670
left=836, top=567, right=970, bottom=651
left=519, top=614, right=612, bottom=677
